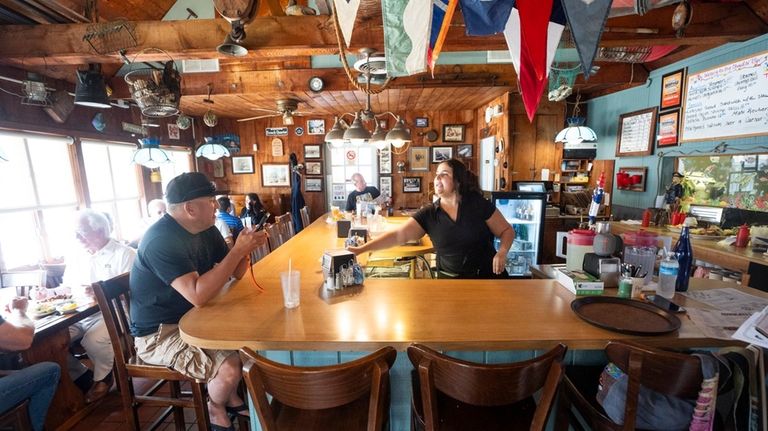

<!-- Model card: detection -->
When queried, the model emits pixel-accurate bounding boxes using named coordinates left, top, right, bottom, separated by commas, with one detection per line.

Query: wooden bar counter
left=610, top=222, right=768, bottom=287
left=179, top=217, right=762, bottom=352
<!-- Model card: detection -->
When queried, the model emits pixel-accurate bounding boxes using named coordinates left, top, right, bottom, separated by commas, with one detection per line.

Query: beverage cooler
left=491, top=192, right=547, bottom=277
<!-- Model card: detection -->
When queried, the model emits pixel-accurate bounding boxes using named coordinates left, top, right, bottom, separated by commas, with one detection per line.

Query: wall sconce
left=132, top=137, right=171, bottom=168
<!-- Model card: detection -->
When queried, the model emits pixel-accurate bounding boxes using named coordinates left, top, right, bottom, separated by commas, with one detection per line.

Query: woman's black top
left=412, top=193, right=504, bottom=278
left=240, top=207, right=267, bottom=227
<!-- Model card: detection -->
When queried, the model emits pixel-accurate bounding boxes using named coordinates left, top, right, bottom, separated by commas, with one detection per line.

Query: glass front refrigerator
left=491, top=192, right=547, bottom=277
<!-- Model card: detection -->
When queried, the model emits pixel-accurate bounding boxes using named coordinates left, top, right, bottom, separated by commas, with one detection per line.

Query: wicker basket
left=124, top=57, right=181, bottom=118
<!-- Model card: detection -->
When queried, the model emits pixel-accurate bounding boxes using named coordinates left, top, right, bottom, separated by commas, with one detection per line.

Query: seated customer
left=215, top=218, right=233, bottom=249
left=346, top=173, right=380, bottom=212
left=240, top=193, right=268, bottom=227
left=130, top=172, right=268, bottom=431
left=216, top=196, right=243, bottom=239
left=65, top=209, right=136, bottom=402
left=348, top=159, right=514, bottom=278
left=0, top=297, right=60, bottom=431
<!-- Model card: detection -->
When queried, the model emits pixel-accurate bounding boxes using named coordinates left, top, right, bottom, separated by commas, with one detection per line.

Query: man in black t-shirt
left=345, top=173, right=381, bottom=211
left=130, top=172, right=267, bottom=430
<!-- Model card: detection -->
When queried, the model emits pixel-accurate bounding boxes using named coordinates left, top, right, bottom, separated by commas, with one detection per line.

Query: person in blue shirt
left=215, top=196, right=243, bottom=239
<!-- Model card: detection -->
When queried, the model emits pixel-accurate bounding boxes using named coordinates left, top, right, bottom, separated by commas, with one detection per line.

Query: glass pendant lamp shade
left=343, top=112, right=371, bottom=144
left=133, top=137, right=171, bottom=169
left=386, top=118, right=411, bottom=149
left=325, top=116, right=346, bottom=147
left=555, top=116, right=597, bottom=144
left=195, top=137, right=231, bottom=160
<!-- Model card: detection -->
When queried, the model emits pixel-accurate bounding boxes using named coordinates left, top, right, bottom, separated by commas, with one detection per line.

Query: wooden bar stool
left=299, top=206, right=310, bottom=230
left=92, top=273, right=212, bottom=431
left=239, top=346, right=397, bottom=431
left=0, top=400, right=32, bottom=431
left=554, top=340, right=704, bottom=431
left=275, top=213, right=295, bottom=240
left=408, top=343, right=566, bottom=431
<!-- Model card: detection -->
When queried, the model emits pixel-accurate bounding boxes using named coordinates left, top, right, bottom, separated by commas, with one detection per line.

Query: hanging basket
left=124, top=49, right=181, bottom=117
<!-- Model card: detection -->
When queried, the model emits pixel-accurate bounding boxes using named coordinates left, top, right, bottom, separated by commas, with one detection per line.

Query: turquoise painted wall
left=587, top=34, right=768, bottom=210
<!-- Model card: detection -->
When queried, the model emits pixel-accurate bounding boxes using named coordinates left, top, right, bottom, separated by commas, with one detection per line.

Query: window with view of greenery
left=678, top=153, right=768, bottom=212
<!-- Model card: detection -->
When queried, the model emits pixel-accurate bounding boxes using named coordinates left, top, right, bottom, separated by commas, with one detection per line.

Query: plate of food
left=665, top=225, right=735, bottom=240
left=55, top=301, right=78, bottom=314
left=29, top=302, right=55, bottom=319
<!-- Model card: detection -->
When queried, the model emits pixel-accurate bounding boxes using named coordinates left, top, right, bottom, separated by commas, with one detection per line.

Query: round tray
left=571, top=296, right=681, bottom=335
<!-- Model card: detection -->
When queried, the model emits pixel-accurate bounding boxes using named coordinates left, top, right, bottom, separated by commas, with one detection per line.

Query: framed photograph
left=442, top=124, right=465, bottom=142
left=379, top=176, right=392, bottom=198
left=431, top=146, right=453, bottom=163
left=616, top=167, right=648, bottom=192
left=231, top=155, right=254, bottom=174
left=457, top=144, right=473, bottom=158
left=261, top=163, right=290, bottom=187
left=408, top=147, right=429, bottom=172
left=167, top=123, right=180, bottom=140
left=657, top=110, right=680, bottom=147
left=379, top=146, right=392, bottom=174
left=305, top=161, right=323, bottom=175
left=660, top=68, right=685, bottom=110
left=378, top=119, right=388, bottom=129
left=415, top=117, right=429, bottom=128
left=304, top=177, right=323, bottom=192
left=304, top=144, right=322, bottom=159
left=616, top=107, right=657, bottom=157
left=307, top=119, right=325, bottom=135
left=212, top=159, right=225, bottom=178
left=403, top=177, right=422, bottom=193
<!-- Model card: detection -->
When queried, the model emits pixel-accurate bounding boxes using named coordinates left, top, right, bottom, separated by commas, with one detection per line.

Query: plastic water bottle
left=658, top=252, right=679, bottom=299
left=673, top=224, right=694, bottom=292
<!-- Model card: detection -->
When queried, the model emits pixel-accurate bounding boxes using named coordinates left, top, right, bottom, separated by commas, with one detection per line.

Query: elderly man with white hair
left=64, top=209, right=136, bottom=403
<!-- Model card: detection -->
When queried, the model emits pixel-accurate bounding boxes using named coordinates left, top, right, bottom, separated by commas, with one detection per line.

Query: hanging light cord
left=332, top=9, right=391, bottom=95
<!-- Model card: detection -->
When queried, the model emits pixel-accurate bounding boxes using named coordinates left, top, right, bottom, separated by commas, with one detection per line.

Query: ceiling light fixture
left=195, top=136, right=232, bottom=161
left=132, top=137, right=171, bottom=168
left=554, top=94, right=597, bottom=145
left=75, top=64, right=111, bottom=109
left=214, top=0, right=257, bottom=57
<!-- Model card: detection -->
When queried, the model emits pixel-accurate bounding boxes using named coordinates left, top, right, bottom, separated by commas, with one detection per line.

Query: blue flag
left=459, top=0, right=516, bottom=36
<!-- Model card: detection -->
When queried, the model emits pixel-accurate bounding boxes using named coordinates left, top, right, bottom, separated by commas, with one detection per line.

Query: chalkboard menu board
left=615, top=107, right=657, bottom=157
left=681, top=50, right=768, bottom=143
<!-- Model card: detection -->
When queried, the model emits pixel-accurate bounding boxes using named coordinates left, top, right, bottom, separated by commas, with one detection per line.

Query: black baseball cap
left=165, top=172, right=217, bottom=204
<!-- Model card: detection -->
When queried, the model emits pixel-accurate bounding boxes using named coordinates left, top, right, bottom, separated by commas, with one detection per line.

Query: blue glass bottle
left=673, top=225, right=694, bottom=291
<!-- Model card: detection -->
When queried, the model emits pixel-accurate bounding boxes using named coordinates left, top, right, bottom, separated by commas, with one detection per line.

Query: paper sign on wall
left=271, top=138, right=283, bottom=157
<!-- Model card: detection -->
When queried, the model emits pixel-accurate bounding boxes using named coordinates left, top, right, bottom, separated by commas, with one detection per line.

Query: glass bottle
left=673, top=224, right=694, bottom=292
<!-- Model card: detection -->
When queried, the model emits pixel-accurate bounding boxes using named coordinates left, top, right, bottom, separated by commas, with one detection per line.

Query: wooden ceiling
left=0, top=0, right=765, bottom=119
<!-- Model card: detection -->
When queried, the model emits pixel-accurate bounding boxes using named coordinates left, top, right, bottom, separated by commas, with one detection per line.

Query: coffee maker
left=582, top=222, right=622, bottom=287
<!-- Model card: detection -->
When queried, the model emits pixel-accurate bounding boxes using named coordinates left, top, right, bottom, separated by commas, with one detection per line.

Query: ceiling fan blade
left=250, top=107, right=280, bottom=113
left=237, top=114, right=278, bottom=122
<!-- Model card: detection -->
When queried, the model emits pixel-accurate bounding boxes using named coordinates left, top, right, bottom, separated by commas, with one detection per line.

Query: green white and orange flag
left=333, top=0, right=361, bottom=48
left=428, top=0, right=458, bottom=76
left=383, top=0, right=432, bottom=77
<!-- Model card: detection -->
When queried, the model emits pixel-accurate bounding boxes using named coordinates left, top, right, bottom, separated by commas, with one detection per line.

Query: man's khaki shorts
left=135, top=323, right=233, bottom=381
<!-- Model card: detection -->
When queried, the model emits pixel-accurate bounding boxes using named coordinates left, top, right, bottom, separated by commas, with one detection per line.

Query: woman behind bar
left=348, top=159, right=514, bottom=278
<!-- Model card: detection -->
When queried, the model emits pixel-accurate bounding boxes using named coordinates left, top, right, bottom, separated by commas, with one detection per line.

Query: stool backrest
left=299, top=206, right=310, bottom=229
left=274, top=213, right=295, bottom=239
left=92, top=273, right=135, bottom=371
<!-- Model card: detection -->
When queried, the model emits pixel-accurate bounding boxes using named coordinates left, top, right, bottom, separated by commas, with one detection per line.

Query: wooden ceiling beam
left=0, top=0, right=55, bottom=24
left=0, top=2, right=762, bottom=66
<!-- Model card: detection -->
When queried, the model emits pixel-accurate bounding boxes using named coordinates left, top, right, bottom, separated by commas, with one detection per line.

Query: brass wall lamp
left=214, top=0, right=258, bottom=57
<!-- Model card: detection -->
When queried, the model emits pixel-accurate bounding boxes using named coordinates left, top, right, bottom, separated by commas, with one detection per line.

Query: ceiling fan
left=237, top=98, right=309, bottom=125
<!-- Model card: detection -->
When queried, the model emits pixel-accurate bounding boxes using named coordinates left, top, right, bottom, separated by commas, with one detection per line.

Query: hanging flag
left=383, top=0, right=432, bottom=77
left=504, top=0, right=566, bottom=121
left=458, top=0, right=515, bottom=36
left=333, top=0, right=361, bottom=48
left=428, top=0, right=458, bottom=76
left=562, top=0, right=613, bottom=79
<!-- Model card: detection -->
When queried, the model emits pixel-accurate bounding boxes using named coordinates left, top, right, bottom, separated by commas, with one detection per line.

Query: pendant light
left=325, top=117, right=347, bottom=147
left=132, top=137, right=171, bottom=169
left=555, top=94, right=597, bottom=145
left=195, top=136, right=231, bottom=160
left=74, top=64, right=111, bottom=109
left=384, top=117, right=411, bottom=149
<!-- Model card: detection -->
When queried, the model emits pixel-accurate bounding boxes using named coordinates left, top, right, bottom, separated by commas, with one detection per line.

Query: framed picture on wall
left=616, top=107, right=656, bottom=157
left=305, top=177, right=323, bottom=192
left=379, top=176, right=392, bottom=198
left=442, top=124, right=465, bottom=142
left=305, top=161, right=323, bottom=175
left=657, top=110, right=680, bottom=147
left=212, top=159, right=225, bottom=178
left=379, top=146, right=392, bottom=174
left=660, top=68, right=685, bottom=110
left=231, top=155, right=254, bottom=174
left=304, top=144, right=322, bottom=159
left=307, top=119, right=325, bottom=135
left=457, top=144, right=473, bottom=158
left=415, top=117, right=429, bottom=128
left=403, top=177, right=421, bottom=193
left=431, top=146, right=453, bottom=163
left=409, top=147, right=429, bottom=171
left=616, top=167, right=647, bottom=192
left=261, top=163, right=290, bottom=187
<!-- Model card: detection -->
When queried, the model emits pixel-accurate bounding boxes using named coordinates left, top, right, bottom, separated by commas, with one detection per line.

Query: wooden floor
left=70, top=378, right=247, bottom=431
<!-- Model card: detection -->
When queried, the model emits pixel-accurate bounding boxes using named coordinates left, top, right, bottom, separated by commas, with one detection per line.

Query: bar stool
left=299, top=206, right=310, bottom=230
left=275, top=213, right=295, bottom=240
left=554, top=340, right=704, bottom=431
left=0, top=400, right=32, bottom=431
left=408, top=343, right=566, bottom=431
left=239, top=346, right=397, bottom=431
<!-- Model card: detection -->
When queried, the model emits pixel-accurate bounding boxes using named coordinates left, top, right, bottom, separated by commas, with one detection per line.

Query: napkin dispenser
left=349, top=227, right=369, bottom=242
left=337, top=220, right=351, bottom=238
left=583, top=253, right=620, bottom=288
left=322, top=249, right=356, bottom=277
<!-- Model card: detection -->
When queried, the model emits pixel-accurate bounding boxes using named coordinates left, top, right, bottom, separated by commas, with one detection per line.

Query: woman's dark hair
left=442, top=159, right=482, bottom=198
left=216, top=196, right=231, bottom=212
left=246, top=192, right=264, bottom=212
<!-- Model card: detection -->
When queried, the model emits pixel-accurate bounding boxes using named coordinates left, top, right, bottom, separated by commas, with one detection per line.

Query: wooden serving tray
left=571, top=296, right=681, bottom=335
